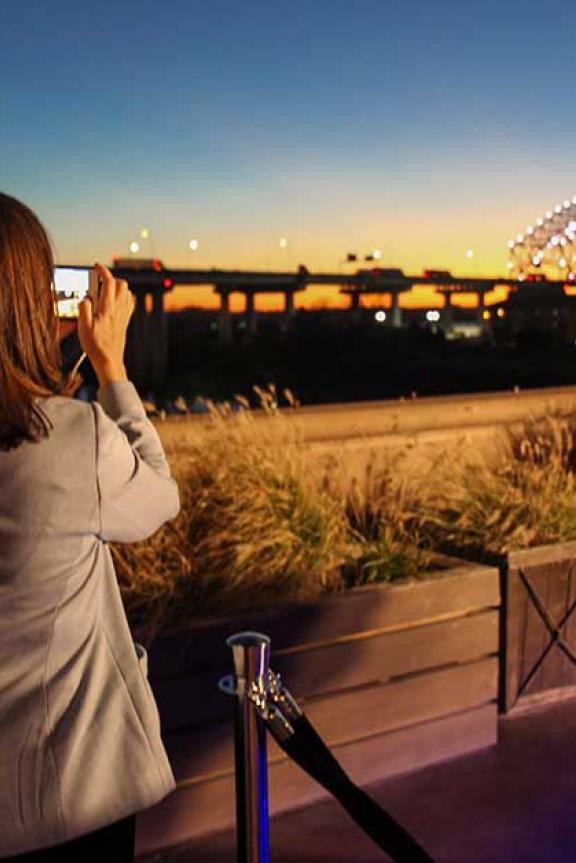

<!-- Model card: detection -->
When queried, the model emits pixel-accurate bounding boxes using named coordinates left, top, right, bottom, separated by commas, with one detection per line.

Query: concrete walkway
left=139, top=699, right=576, bottom=863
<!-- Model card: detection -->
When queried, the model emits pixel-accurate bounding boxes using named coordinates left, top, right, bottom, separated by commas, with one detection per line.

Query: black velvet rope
left=268, top=712, right=436, bottom=863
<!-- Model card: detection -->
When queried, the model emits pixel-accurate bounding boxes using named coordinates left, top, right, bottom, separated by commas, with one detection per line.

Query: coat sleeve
left=91, top=381, right=181, bottom=542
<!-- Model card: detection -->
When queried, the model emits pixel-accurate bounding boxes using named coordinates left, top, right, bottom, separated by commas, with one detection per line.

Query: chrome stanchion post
left=227, top=632, right=271, bottom=863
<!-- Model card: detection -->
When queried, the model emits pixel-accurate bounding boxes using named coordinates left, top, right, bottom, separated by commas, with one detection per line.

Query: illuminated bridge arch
left=508, top=196, right=576, bottom=283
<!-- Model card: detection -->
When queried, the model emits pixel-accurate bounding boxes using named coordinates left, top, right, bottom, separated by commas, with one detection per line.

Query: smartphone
left=53, top=267, right=99, bottom=318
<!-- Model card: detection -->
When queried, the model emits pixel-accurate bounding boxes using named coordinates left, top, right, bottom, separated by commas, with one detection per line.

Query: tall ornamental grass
left=323, top=456, right=434, bottom=586
left=112, top=388, right=428, bottom=639
left=113, top=392, right=576, bottom=639
left=112, top=389, right=351, bottom=638
left=421, top=416, right=576, bottom=556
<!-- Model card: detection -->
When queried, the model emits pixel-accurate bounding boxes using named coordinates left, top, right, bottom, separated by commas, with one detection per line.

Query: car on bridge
left=359, top=267, right=406, bottom=279
left=422, top=269, right=452, bottom=280
left=112, top=257, right=166, bottom=271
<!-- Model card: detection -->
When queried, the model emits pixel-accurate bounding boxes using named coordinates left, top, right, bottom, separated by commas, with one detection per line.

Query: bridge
left=96, top=261, right=569, bottom=391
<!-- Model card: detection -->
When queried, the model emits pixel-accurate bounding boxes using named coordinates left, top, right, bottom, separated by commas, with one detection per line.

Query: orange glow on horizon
left=135, top=219, right=517, bottom=314
left=163, top=283, right=511, bottom=312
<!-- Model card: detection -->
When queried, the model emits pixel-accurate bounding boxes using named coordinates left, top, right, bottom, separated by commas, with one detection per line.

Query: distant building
left=491, top=283, right=576, bottom=340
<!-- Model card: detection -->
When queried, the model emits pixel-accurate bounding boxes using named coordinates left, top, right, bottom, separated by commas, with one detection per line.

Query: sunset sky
left=1, top=0, right=574, bottom=311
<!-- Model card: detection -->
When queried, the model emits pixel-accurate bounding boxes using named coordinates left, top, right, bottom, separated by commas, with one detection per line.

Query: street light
left=189, top=238, right=199, bottom=251
left=364, top=248, right=384, bottom=262
left=137, top=228, right=154, bottom=257
left=129, top=241, right=140, bottom=254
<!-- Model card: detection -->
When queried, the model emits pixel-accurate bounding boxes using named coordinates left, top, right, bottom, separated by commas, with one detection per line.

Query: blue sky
left=1, top=0, right=575, bottom=305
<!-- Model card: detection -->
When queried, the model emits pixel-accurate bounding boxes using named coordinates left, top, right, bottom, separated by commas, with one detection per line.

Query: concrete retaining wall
left=154, top=386, right=576, bottom=480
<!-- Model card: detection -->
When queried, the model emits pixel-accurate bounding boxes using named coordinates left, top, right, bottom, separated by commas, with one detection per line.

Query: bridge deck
left=105, top=265, right=568, bottom=294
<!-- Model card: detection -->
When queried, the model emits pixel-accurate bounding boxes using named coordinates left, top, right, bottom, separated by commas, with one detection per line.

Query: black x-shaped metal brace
left=517, top=565, right=576, bottom=698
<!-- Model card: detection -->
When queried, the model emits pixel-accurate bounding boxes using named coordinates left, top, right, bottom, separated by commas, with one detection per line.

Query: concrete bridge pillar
left=244, top=291, right=258, bottom=337
left=477, top=290, right=486, bottom=315
left=124, top=287, right=169, bottom=395
left=390, top=291, right=403, bottom=328
left=348, top=292, right=361, bottom=310
left=284, top=290, right=295, bottom=316
left=281, top=290, right=297, bottom=332
left=348, top=291, right=362, bottom=323
left=150, top=288, right=168, bottom=392
left=218, top=290, right=233, bottom=343
left=443, top=291, right=455, bottom=328
left=476, top=291, right=491, bottom=335
left=127, top=289, right=150, bottom=391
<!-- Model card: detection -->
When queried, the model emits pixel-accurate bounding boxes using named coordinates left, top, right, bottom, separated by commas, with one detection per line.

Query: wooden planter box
left=497, top=541, right=576, bottom=713
left=136, top=557, right=500, bottom=857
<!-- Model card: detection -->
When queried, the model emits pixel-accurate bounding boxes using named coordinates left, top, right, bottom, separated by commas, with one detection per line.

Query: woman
left=0, top=192, right=179, bottom=861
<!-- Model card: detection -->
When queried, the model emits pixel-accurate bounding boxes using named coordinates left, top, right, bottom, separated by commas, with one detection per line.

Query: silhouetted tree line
left=164, top=312, right=576, bottom=406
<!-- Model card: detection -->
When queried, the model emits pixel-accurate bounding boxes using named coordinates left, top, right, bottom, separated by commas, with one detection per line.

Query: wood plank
left=162, top=657, right=497, bottom=778
left=152, top=615, right=498, bottom=732
left=550, top=562, right=576, bottom=690
left=293, top=657, right=497, bottom=746
left=508, top=542, right=576, bottom=571
left=277, top=610, right=498, bottom=693
left=518, top=565, right=549, bottom=699
left=508, top=558, right=576, bottom=704
left=508, top=685, right=576, bottom=716
left=504, top=561, right=528, bottom=711
left=148, top=564, right=499, bottom=679
left=328, top=703, right=497, bottom=789
left=565, top=565, right=576, bottom=685
left=560, top=566, right=576, bottom=687
left=540, top=563, right=570, bottom=691
left=504, top=547, right=576, bottom=710
left=137, top=703, right=497, bottom=856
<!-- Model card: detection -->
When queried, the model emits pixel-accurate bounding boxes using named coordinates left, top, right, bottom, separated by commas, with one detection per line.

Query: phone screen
left=53, top=267, right=91, bottom=318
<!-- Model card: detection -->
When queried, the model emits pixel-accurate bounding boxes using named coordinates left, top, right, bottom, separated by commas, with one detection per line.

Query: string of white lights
left=507, top=197, right=576, bottom=282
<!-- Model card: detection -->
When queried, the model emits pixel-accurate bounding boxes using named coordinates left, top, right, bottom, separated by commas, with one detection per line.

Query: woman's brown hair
left=0, top=192, right=81, bottom=451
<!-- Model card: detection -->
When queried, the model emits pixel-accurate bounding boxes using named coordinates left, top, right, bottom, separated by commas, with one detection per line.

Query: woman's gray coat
left=0, top=381, right=179, bottom=857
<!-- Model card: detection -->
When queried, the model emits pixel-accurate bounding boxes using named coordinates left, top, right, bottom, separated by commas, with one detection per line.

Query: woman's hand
left=78, top=263, right=135, bottom=387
